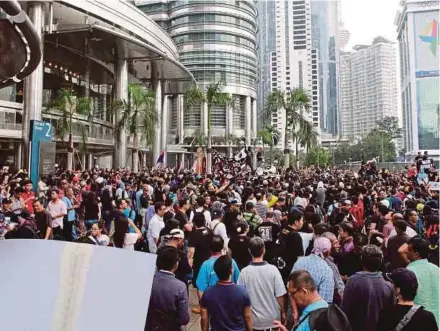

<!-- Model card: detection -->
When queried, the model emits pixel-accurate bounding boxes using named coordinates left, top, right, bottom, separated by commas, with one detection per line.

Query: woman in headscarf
left=316, top=181, right=326, bottom=208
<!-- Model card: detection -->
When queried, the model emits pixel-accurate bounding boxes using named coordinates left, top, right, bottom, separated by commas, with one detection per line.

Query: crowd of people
left=0, top=156, right=438, bottom=331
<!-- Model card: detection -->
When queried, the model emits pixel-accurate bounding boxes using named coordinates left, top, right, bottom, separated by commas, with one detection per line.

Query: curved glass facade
left=138, top=0, right=257, bottom=131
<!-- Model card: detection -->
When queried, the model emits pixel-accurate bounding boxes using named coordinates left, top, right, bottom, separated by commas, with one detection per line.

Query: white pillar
left=181, top=153, right=186, bottom=170
left=114, top=42, right=128, bottom=168
left=226, top=105, right=233, bottom=157
left=178, top=95, right=184, bottom=143
left=22, top=1, right=44, bottom=171
left=15, top=142, right=22, bottom=169
left=81, top=153, right=86, bottom=170
left=245, top=96, right=251, bottom=145
left=202, top=102, right=208, bottom=136
left=88, top=153, right=93, bottom=170
left=102, top=86, right=107, bottom=121
left=161, top=95, right=169, bottom=166
left=252, top=99, right=257, bottom=140
left=153, top=79, right=162, bottom=165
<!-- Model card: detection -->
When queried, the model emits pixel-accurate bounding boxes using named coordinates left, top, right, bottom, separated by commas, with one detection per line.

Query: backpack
left=293, top=304, right=352, bottom=331
left=140, top=193, right=150, bottom=209
left=272, top=229, right=288, bottom=270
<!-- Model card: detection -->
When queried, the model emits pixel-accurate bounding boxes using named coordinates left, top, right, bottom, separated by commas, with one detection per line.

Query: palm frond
left=262, top=90, right=285, bottom=124
left=184, top=87, right=206, bottom=109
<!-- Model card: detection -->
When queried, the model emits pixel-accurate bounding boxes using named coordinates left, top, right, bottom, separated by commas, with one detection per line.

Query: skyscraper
left=137, top=0, right=258, bottom=153
left=339, top=37, right=399, bottom=139
left=256, top=0, right=276, bottom=130
left=311, top=0, right=340, bottom=137
left=269, top=0, right=319, bottom=149
left=395, top=0, right=439, bottom=157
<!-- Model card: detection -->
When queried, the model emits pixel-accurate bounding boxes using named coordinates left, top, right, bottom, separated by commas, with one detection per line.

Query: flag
left=156, top=150, right=165, bottom=165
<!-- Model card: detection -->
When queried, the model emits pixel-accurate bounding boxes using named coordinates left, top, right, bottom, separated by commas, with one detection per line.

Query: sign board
left=29, top=120, right=52, bottom=191
left=0, top=240, right=157, bottom=331
left=167, top=144, right=188, bottom=153
left=39, top=141, right=56, bottom=177
left=429, top=181, right=440, bottom=190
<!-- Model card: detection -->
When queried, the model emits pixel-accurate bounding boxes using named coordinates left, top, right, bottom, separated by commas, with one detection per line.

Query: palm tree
left=262, top=88, right=313, bottom=168
left=257, top=125, right=280, bottom=166
left=116, top=84, right=156, bottom=171
left=45, top=88, right=92, bottom=170
left=184, top=81, right=234, bottom=174
left=294, top=117, right=319, bottom=167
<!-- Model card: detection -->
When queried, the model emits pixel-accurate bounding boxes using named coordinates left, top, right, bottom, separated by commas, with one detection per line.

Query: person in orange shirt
left=21, top=180, right=36, bottom=214
left=350, top=194, right=365, bottom=230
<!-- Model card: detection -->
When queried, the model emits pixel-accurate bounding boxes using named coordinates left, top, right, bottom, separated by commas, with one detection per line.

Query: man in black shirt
left=33, top=200, right=53, bottom=240
left=255, top=209, right=280, bottom=263
left=187, top=212, right=213, bottom=314
left=157, top=229, right=192, bottom=287
left=277, top=209, right=304, bottom=282
left=175, top=199, right=192, bottom=237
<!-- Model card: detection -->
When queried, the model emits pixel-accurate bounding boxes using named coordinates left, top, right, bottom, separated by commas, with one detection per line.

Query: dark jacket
left=341, top=271, right=395, bottom=331
left=146, top=271, right=190, bottom=331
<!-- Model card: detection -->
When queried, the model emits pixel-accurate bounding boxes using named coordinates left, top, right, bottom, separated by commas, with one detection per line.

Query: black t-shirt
left=175, top=210, right=189, bottom=235
left=3, top=211, right=18, bottom=224
left=377, top=305, right=438, bottom=331
left=256, top=221, right=280, bottom=262
left=157, top=245, right=192, bottom=285
left=279, top=226, right=304, bottom=268
left=228, top=235, right=251, bottom=270
left=188, top=227, right=213, bottom=267
left=34, top=210, right=52, bottom=239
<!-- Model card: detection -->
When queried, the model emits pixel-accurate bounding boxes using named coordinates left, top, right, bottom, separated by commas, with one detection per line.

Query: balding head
left=392, top=213, right=404, bottom=224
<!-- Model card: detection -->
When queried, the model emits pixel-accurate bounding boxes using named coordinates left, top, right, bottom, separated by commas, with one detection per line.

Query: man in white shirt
left=238, top=237, right=286, bottom=329
left=46, top=189, right=67, bottom=238
left=210, top=210, right=228, bottom=250
left=190, top=196, right=212, bottom=228
left=147, top=202, right=166, bottom=254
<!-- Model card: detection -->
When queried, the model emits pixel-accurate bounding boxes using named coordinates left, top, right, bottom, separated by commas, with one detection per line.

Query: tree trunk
left=295, top=139, right=300, bottom=169
left=67, top=133, right=73, bottom=171
left=206, top=105, right=212, bottom=175
left=283, top=118, right=290, bottom=168
left=132, top=133, right=139, bottom=172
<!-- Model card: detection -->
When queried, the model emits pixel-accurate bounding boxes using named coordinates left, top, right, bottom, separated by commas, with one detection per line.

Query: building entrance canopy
left=48, top=24, right=195, bottom=94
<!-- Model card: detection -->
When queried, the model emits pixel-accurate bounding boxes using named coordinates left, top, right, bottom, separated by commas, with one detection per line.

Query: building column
left=101, top=85, right=107, bottom=121
left=152, top=79, right=162, bottom=165
left=88, top=153, right=93, bottom=170
left=15, top=142, right=22, bottom=169
left=226, top=105, right=233, bottom=157
left=202, top=102, right=208, bottom=136
left=161, top=95, right=169, bottom=166
left=177, top=94, right=184, bottom=143
left=181, top=153, right=186, bottom=170
left=114, top=43, right=128, bottom=168
left=22, top=1, right=44, bottom=171
left=245, top=96, right=251, bottom=145
left=252, top=99, right=258, bottom=168
left=80, top=153, right=85, bottom=170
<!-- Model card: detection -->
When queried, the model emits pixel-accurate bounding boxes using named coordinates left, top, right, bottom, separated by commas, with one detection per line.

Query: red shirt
left=21, top=191, right=35, bottom=213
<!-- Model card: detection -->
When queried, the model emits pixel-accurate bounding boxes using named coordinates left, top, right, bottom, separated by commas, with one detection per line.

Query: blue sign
left=415, top=70, right=440, bottom=78
left=29, top=120, right=52, bottom=192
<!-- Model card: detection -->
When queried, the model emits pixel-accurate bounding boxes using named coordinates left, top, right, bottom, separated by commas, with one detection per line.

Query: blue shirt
left=135, top=190, right=143, bottom=214
left=200, top=282, right=250, bottom=331
left=292, top=255, right=335, bottom=303
left=62, top=197, right=76, bottom=222
left=294, top=299, right=328, bottom=331
left=196, top=256, right=240, bottom=292
left=123, top=208, right=135, bottom=233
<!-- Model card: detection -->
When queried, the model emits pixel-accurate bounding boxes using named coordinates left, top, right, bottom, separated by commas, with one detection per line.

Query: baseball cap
left=212, top=209, right=223, bottom=219
left=342, top=200, right=352, bottom=206
left=230, top=199, right=242, bottom=206
left=384, top=268, right=418, bottom=290
left=169, top=229, right=184, bottom=239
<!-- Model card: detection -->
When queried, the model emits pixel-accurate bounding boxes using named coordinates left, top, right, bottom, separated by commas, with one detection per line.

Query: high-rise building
left=256, top=0, right=276, bottom=130
left=339, top=21, right=351, bottom=51
left=270, top=0, right=319, bottom=149
left=311, top=0, right=340, bottom=137
left=339, top=37, right=399, bottom=139
left=395, top=0, right=439, bottom=157
left=137, top=0, right=258, bottom=156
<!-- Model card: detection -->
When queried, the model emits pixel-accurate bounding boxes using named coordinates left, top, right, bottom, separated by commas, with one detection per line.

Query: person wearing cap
left=228, top=221, right=252, bottom=270
left=238, top=237, right=287, bottom=330
left=341, top=245, right=395, bottom=331
left=157, top=228, right=191, bottom=287
left=146, top=247, right=190, bottom=331
left=399, top=237, right=439, bottom=324
left=210, top=209, right=228, bottom=251
left=377, top=268, right=438, bottom=331
left=242, top=201, right=262, bottom=237
left=291, top=237, right=335, bottom=304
